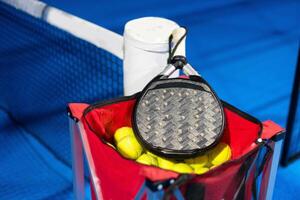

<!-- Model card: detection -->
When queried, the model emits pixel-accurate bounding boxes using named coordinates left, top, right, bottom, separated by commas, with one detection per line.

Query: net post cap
left=124, top=17, right=179, bottom=51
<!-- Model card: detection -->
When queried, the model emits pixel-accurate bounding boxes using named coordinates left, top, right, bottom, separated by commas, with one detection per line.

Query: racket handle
left=183, top=64, right=200, bottom=76
left=160, top=63, right=199, bottom=77
left=171, top=27, right=186, bottom=57
left=161, top=27, right=200, bottom=77
left=160, top=64, right=177, bottom=77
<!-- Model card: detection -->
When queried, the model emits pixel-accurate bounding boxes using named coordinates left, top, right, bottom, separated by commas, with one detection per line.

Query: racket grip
left=171, top=27, right=186, bottom=57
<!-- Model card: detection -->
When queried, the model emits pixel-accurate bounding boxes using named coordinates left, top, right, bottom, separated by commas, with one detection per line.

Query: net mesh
left=0, top=1, right=122, bottom=198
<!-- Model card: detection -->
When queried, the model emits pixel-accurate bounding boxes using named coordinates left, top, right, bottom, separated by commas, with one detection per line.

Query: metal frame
left=70, top=120, right=103, bottom=200
left=70, top=119, right=85, bottom=200
left=281, top=46, right=300, bottom=166
left=266, top=138, right=283, bottom=200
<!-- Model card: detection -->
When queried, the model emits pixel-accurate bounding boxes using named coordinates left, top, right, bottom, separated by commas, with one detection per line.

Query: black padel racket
left=133, top=28, right=225, bottom=158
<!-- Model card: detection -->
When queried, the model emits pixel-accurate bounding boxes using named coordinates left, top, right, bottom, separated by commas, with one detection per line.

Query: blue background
left=43, top=1, right=300, bottom=198
left=44, top=0, right=299, bottom=126
left=0, top=0, right=299, bottom=199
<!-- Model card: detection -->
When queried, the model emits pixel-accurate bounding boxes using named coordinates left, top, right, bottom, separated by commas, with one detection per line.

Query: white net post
left=123, top=17, right=183, bottom=95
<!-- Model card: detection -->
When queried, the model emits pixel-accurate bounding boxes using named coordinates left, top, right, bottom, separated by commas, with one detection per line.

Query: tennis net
left=0, top=0, right=124, bottom=198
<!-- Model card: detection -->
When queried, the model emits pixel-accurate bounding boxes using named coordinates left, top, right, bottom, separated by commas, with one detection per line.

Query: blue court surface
left=1, top=0, right=300, bottom=199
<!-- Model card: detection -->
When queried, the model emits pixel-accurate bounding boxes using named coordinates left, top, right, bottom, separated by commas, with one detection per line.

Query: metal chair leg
left=266, top=139, right=283, bottom=200
left=70, top=119, right=85, bottom=200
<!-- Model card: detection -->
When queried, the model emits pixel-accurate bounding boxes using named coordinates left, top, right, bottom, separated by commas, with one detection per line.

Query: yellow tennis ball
left=172, top=163, right=193, bottom=174
left=208, top=143, right=231, bottom=166
left=157, top=157, right=176, bottom=170
left=193, top=166, right=209, bottom=175
left=136, top=154, right=158, bottom=166
left=114, top=127, right=134, bottom=143
left=189, top=163, right=206, bottom=170
left=146, top=151, right=158, bottom=158
left=185, top=154, right=208, bottom=168
left=117, top=135, right=143, bottom=159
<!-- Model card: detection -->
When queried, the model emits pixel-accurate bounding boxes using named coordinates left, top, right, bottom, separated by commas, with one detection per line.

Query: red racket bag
left=68, top=93, right=283, bottom=200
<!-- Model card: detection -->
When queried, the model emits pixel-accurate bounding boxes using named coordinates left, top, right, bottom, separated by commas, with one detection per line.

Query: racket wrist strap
left=169, top=55, right=187, bottom=69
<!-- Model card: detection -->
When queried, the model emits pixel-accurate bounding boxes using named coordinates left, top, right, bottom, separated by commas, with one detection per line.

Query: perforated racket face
left=133, top=78, right=224, bottom=158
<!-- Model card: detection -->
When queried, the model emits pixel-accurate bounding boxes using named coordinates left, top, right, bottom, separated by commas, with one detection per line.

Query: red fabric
left=90, top=180, right=96, bottom=200
left=245, top=165, right=257, bottom=200
left=83, top=100, right=135, bottom=143
left=221, top=108, right=260, bottom=159
left=68, top=97, right=283, bottom=200
left=83, top=117, right=145, bottom=199
left=187, top=151, right=258, bottom=200
left=139, top=166, right=178, bottom=181
left=68, top=103, right=88, bottom=119
left=261, top=120, right=284, bottom=139
left=193, top=163, right=242, bottom=200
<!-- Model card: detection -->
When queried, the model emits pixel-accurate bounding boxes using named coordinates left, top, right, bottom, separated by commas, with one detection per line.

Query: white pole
left=123, top=17, right=182, bottom=95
